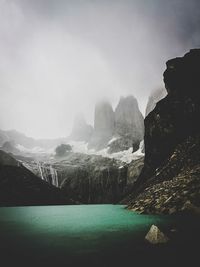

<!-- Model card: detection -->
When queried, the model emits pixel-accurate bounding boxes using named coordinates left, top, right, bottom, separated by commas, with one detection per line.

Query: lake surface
left=0, top=205, right=172, bottom=267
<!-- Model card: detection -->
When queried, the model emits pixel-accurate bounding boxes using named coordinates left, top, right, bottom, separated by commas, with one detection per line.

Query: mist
left=0, top=0, right=200, bottom=138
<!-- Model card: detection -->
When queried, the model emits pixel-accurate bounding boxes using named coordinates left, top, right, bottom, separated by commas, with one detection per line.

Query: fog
left=0, top=0, right=200, bottom=138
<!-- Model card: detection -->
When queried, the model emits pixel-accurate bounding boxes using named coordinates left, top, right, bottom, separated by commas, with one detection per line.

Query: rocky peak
left=114, top=95, right=144, bottom=141
left=69, top=114, right=93, bottom=142
left=94, top=100, right=115, bottom=135
left=88, top=100, right=115, bottom=150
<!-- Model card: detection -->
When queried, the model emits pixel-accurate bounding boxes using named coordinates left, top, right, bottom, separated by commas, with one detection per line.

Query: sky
left=0, top=0, right=200, bottom=138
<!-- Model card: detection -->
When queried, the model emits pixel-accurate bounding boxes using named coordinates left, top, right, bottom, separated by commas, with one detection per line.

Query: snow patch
left=67, top=140, right=144, bottom=163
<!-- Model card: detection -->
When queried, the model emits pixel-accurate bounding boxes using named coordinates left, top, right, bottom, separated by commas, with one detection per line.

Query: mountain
left=0, top=150, right=73, bottom=206
left=88, top=97, right=144, bottom=153
left=45, top=152, right=144, bottom=204
left=69, top=114, right=93, bottom=142
left=108, top=96, right=144, bottom=153
left=124, top=49, right=200, bottom=214
left=145, top=88, right=167, bottom=116
left=0, top=129, right=66, bottom=151
left=88, top=100, right=115, bottom=150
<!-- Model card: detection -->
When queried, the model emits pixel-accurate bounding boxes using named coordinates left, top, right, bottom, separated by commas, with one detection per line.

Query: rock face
left=69, top=114, right=93, bottom=142
left=109, top=96, right=144, bottom=153
left=0, top=150, right=73, bottom=206
left=141, top=49, right=200, bottom=184
left=125, top=49, right=200, bottom=214
left=88, top=101, right=115, bottom=150
left=145, top=88, right=167, bottom=116
left=48, top=152, right=141, bottom=204
left=89, top=97, right=144, bottom=152
left=114, top=96, right=144, bottom=141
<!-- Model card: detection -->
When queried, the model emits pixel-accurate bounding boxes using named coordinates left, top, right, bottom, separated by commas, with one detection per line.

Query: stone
left=145, top=225, right=169, bottom=244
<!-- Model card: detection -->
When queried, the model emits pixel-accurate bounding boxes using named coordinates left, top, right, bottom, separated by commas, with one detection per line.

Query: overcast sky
left=0, top=0, right=200, bottom=138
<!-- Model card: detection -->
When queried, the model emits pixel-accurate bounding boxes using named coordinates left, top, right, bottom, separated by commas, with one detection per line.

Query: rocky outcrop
left=41, top=152, right=143, bottom=204
left=108, top=96, right=144, bottom=153
left=145, top=88, right=167, bottom=116
left=69, top=114, right=93, bottom=142
left=114, top=96, right=144, bottom=141
left=125, top=49, right=200, bottom=214
left=89, top=97, right=144, bottom=153
left=0, top=150, right=73, bottom=206
left=88, top=101, right=115, bottom=150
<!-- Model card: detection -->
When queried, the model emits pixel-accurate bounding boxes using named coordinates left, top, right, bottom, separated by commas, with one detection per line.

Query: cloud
left=0, top=0, right=200, bottom=138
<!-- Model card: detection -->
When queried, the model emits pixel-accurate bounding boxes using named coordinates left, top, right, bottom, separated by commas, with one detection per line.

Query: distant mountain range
left=69, top=95, right=144, bottom=153
left=0, top=129, right=66, bottom=151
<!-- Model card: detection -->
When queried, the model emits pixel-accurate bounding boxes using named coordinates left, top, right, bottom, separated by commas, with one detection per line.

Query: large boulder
left=145, top=225, right=169, bottom=244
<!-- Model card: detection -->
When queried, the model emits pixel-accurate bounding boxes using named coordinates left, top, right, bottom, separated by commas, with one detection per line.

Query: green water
left=0, top=205, right=171, bottom=267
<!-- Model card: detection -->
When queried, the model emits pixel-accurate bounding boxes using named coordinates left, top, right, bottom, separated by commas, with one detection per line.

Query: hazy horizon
left=0, top=0, right=200, bottom=138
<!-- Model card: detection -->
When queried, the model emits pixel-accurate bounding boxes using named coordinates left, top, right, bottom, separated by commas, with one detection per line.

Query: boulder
left=145, top=225, right=169, bottom=244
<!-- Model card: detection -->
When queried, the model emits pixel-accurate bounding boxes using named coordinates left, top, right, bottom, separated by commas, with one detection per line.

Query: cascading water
left=50, top=165, right=59, bottom=187
left=37, top=162, right=59, bottom=187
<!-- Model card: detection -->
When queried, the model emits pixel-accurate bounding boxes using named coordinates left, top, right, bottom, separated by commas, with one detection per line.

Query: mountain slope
left=0, top=150, right=73, bottom=206
left=124, top=49, right=200, bottom=214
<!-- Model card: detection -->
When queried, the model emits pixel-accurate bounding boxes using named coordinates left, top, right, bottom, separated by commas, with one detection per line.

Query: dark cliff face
left=0, top=150, right=72, bottom=206
left=141, top=49, right=200, bottom=182
left=125, top=49, right=200, bottom=214
left=145, top=88, right=167, bottom=117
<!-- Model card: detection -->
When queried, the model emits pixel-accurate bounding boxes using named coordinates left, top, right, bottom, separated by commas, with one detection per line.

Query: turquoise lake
left=0, top=204, right=172, bottom=267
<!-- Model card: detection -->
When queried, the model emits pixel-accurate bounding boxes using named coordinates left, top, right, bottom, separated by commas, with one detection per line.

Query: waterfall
left=50, top=165, right=59, bottom=187
left=37, top=162, right=45, bottom=180
left=37, top=161, right=59, bottom=187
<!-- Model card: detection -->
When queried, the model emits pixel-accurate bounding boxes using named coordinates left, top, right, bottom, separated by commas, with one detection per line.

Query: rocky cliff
left=89, top=97, right=144, bottom=152
left=88, top=101, right=115, bottom=150
left=145, top=88, right=167, bottom=116
left=125, top=49, right=200, bottom=214
left=46, top=152, right=143, bottom=204
left=108, top=96, right=144, bottom=153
